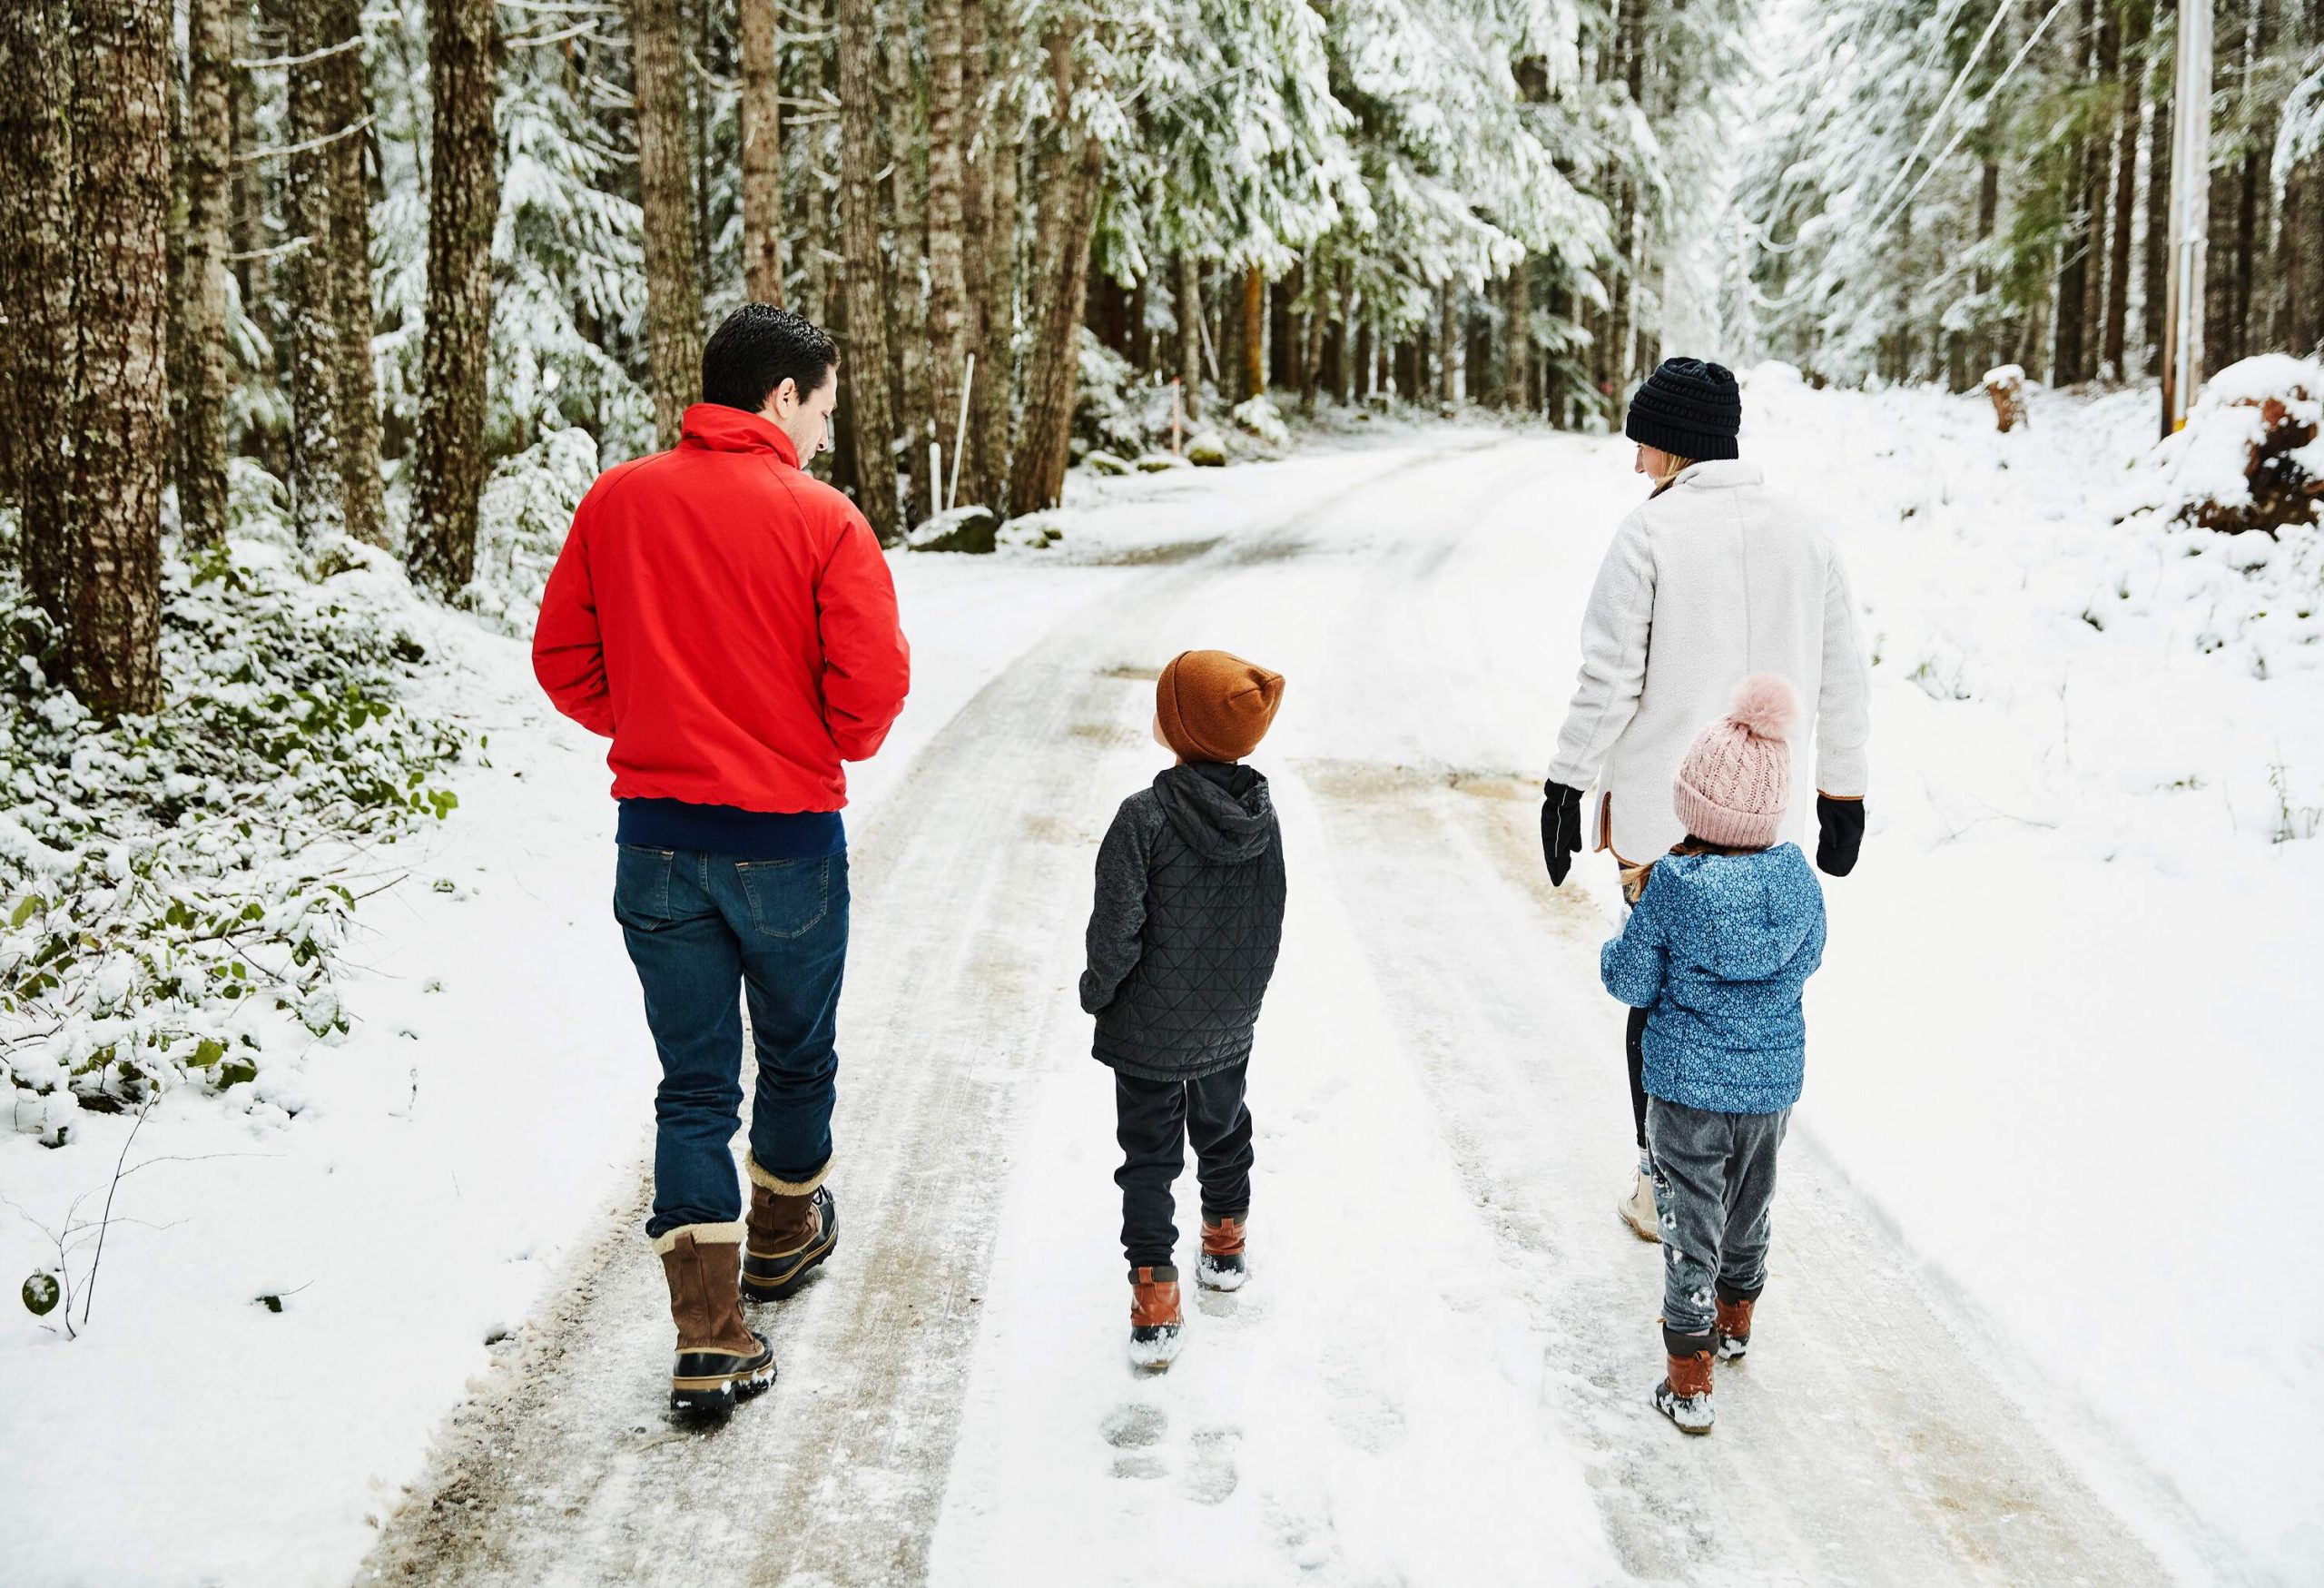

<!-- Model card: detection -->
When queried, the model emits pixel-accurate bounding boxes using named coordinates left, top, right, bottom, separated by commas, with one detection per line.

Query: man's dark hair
left=701, top=303, right=838, bottom=413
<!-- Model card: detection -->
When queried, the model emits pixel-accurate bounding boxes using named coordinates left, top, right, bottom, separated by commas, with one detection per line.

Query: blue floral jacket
left=1600, top=844, right=1827, bottom=1114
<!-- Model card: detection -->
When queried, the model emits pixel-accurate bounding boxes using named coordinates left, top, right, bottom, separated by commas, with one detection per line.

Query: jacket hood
left=680, top=402, right=803, bottom=466
left=1154, top=763, right=1275, bottom=861
left=1654, top=845, right=1817, bottom=980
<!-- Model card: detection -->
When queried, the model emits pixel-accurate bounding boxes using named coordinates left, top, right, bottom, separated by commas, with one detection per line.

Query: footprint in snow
left=1183, top=1425, right=1240, bottom=1504
left=1102, top=1402, right=1167, bottom=1450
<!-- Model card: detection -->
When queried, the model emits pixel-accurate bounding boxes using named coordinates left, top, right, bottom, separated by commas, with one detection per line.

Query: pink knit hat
left=1672, top=675, right=1798, bottom=849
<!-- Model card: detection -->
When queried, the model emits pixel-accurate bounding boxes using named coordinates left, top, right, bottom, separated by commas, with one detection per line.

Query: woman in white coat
left=1540, top=358, right=1872, bottom=1241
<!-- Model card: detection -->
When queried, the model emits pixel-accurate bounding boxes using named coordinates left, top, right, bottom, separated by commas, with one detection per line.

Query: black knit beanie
left=1624, top=358, right=1741, bottom=461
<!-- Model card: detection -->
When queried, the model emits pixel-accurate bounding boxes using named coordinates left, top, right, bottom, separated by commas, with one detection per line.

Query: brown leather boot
left=742, top=1153, right=838, bottom=1303
left=1127, top=1265, right=1184, bottom=1370
left=1653, top=1329, right=1715, bottom=1435
left=1196, top=1215, right=1247, bottom=1292
left=1714, top=1294, right=1756, bottom=1362
left=655, top=1221, right=775, bottom=1417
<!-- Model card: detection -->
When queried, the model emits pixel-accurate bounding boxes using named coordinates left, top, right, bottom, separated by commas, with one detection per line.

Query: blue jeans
left=613, top=844, right=851, bottom=1238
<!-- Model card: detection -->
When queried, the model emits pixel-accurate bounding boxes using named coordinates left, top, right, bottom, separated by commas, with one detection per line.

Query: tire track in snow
left=359, top=438, right=1510, bottom=1588
left=1288, top=467, right=2211, bottom=1583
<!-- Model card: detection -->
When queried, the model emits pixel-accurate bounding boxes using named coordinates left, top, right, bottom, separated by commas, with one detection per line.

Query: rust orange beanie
left=1156, top=649, right=1285, bottom=763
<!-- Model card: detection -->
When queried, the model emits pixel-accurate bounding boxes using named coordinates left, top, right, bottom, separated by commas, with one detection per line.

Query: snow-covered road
left=360, top=426, right=2221, bottom=1587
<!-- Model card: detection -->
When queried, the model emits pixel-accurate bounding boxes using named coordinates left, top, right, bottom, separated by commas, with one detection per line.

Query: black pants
left=1626, top=1005, right=1649, bottom=1153
left=1114, top=1063, right=1253, bottom=1270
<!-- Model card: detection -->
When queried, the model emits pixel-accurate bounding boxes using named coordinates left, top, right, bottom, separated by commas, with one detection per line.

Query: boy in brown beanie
left=1080, top=649, right=1287, bottom=1369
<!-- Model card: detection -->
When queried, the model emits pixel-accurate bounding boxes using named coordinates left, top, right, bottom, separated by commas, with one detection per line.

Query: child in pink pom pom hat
left=1599, top=674, right=1828, bottom=1437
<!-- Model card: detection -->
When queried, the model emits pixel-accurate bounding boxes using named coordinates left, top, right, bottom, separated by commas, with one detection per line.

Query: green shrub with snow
left=0, top=530, right=465, bottom=1139
left=461, top=426, right=601, bottom=634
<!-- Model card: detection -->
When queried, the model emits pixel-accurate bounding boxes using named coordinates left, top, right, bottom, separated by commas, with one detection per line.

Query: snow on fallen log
left=2123, top=354, right=2324, bottom=536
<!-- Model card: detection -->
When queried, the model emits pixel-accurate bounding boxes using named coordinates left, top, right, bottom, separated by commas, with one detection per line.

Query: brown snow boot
left=742, top=1153, right=838, bottom=1303
left=655, top=1221, right=775, bottom=1417
left=1196, top=1215, right=1247, bottom=1291
left=1653, top=1327, right=1716, bottom=1435
left=1714, top=1294, right=1756, bottom=1362
left=1128, top=1265, right=1185, bottom=1370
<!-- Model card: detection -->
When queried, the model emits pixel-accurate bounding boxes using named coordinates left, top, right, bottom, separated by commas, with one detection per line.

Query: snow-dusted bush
left=463, top=427, right=600, bottom=634
left=0, top=532, right=465, bottom=1136
left=1073, top=330, right=1184, bottom=464
left=1231, top=394, right=1291, bottom=449
left=2124, top=355, right=2324, bottom=536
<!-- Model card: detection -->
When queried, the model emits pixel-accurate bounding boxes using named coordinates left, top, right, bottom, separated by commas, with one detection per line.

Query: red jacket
left=532, top=404, right=911, bottom=812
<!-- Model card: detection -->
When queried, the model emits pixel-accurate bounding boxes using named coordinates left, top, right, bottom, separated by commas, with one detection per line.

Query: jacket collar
left=680, top=402, right=803, bottom=468
left=1670, top=459, right=1762, bottom=490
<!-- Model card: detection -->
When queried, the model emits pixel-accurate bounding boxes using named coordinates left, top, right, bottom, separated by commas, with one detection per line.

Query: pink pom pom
left=1728, top=673, right=1798, bottom=741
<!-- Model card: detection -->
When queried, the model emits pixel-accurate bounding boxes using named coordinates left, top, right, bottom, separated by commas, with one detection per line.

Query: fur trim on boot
left=655, top=1222, right=775, bottom=1417
left=743, top=1157, right=839, bottom=1303
left=1128, top=1265, right=1184, bottom=1370
left=1196, top=1216, right=1247, bottom=1291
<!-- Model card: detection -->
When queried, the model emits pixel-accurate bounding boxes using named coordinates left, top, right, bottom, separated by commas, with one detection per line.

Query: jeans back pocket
left=613, top=844, right=676, bottom=929
left=735, top=855, right=835, bottom=939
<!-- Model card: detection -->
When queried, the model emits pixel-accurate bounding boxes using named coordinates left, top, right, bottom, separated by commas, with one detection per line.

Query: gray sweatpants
left=1646, top=1096, right=1791, bottom=1337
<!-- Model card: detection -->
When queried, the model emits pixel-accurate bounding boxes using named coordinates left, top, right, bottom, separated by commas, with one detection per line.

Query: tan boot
left=1128, top=1266, right=1184, bottom=1370
left=1618, top=1170, right=1661, bottom=1243
left=742, top=1153, right=838, bottom=1303
left=1714, top=1294, right=1756, bottom=1361
left=1196, top=1216, right=1247, bottom=1291
left=655, top=1221, right=775, bottom=1416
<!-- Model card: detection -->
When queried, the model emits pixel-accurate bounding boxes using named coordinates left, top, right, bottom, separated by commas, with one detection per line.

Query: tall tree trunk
left=630, top=0, right=703, bottom=449
left=963, top=0, right=1015, bottom=514
left=2101, top=0, right=2148, bottom=375
left=1239, top=265, right=1265, bottom=399
left=409, top=0, right=497, bottom=597
left=63, top=0, right=170, bottom=715
left=739, top=0, right=783, bottom=302
left=229, top=0, right=266, bottom=341
left=2079, top=0, right=2120, bottom=379
left=0, top=0, right=76, bottom=625
left=1543, top=280, right=1568, bottom=424
left=2051, top=0, right=2094, bottom=383
left=691, top=0, right=713, bottom=306
left=2230, top=152, right=2259, bottom=360
left=2142, top=49, right=2171, bottom=372
left=923, top=0, right=968, bottom=513
left=321, top=0, right=383, bottom=545
left=1438, top=280, right=1458, bottom=406
left=1175, top=252, right=1203, bottom=421
left=1300, top=271, right=1326, bottom=411
left=835, top=0, right=898, bottom=533
left=957, top=0, right=1011, bottom=511
left=285, top=0, right=346, bottom=538
left=173, top=0, right=236, bottom=547
left=1502, top=266, right=1531, bottom=409
left=1007, top=119, right=1103, bottom=517
left=1974, top=157, right=2001, bottom=374
left=883, top=10, right=928, bottom=519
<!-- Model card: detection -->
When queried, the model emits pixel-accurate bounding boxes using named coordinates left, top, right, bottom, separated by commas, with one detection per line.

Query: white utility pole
left=2159, top=0, right=2212, bottom=439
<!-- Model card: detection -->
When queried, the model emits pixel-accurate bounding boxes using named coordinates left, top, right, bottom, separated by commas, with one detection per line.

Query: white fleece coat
left=1547, top=459, right=1871, bottom=864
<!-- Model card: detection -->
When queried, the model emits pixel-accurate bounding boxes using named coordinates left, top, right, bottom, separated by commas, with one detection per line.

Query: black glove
left=1816, top=794, right=1865, bottom=877
left=1541, top=781, right=1584, bottom=886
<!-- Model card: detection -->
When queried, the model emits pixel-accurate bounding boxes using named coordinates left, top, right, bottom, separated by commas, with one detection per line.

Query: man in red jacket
left=534, top=304, right=910, bottom=1417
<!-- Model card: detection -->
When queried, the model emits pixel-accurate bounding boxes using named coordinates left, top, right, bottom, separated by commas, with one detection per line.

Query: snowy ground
left=4, top=389, right=2315, bottom=1585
